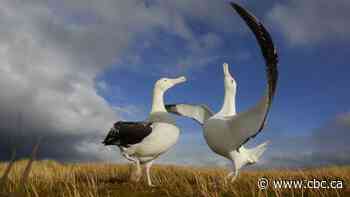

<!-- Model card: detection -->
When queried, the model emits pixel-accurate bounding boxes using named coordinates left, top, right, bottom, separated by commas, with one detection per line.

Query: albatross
left=165, top=3, right=278, bottom=181
left=103, top=76, right=186, bottom=186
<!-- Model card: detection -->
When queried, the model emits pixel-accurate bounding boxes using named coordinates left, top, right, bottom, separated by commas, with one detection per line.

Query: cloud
left=151, top=32, right=228, bottom=76
left=310, top=113, right=350, bottom=165
left=0, top=0, right=120, bottom=161
left=7, top=0, right=348, bottom=169
left=267, top=0, right=350, bottom=45
left=260, top=112, right=350, bottom=168
left=0, top=0, right=241, bottom=162
left=335, top=112, right=350, bottom=127
left=148, top=110, right=350, bottom=169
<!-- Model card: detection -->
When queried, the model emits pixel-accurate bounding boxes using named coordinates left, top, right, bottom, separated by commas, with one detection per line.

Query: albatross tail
left=232, top=141, right=270, bottom=170
left=247, top=141, right=270, bottom=163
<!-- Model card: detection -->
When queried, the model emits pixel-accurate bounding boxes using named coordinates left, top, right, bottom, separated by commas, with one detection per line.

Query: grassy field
left=0, top=160, right=349, bottom=197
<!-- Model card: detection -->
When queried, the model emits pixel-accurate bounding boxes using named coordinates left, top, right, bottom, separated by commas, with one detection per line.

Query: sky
left=0, top=0, right=349, bottom=169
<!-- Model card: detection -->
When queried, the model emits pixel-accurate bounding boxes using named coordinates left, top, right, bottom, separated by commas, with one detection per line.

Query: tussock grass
left=0, top=160, right=349, bottom=197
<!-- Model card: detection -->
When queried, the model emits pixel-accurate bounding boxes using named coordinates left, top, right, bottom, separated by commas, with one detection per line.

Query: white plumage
left=104, top=76, right=186, bottom=186
left=165, top=3, right=278, bottom=182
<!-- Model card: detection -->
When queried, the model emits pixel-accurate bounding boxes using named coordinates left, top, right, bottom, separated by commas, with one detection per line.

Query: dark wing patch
left=103, top=121, right=153, bottom=147
left=230, top=3, right=279, bottom=136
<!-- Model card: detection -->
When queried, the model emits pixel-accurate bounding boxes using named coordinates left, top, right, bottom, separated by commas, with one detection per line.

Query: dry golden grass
left=0, top=160, right=349, bottom=197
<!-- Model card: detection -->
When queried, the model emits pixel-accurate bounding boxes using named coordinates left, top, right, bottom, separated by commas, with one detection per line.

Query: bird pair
left=103, top=2, right=278, bottom=187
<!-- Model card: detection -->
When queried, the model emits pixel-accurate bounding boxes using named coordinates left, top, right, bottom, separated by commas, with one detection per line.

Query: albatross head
left=223, top=63, right=237, bottom=90
left=155, top=76, right=187, bottom=92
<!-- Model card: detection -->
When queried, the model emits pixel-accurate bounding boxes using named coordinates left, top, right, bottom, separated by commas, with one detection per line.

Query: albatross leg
left=225, top=163, right=238, bottom=183
left=144, top=160, right=155, bottom=187
left=228, top=168, right=239, bottom=182
left=225, top=151, right=240, bottom=183
left=123, top=153, right=142, bottom=182
left=133, top=159, right=142, bottom=182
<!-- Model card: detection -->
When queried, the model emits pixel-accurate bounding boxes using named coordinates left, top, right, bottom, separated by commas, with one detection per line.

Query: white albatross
left=103, top=76, right=186, bottom=186
left=165, top=3, right=278, bottom=182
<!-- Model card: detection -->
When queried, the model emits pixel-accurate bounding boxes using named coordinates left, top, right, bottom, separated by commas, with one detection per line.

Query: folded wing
left=165, top=104, right=213, bottom=125
left=104, top=121, right=153, bottom=147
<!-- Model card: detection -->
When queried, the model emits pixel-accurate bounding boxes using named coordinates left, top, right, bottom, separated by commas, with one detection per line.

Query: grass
left=0, top=159, right=349, bottom=197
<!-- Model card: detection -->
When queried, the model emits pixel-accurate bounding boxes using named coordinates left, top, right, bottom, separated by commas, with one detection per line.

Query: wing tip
left=165, top=104, right=176, bottom=109
left=231, top=2, right=279, bottom=102
left=230, top=2, right=241, bottom=11
left=165, top=104, right=178, bottom=113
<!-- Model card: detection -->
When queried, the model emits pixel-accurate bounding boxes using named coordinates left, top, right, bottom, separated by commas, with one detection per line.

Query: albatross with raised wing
left=165, top=3, right=278, bottom=181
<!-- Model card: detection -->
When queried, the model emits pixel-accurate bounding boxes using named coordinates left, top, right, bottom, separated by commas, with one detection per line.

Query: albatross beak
left=173, top=76, right=187, bottom=84
left=223, top=63, right=234, bottom=79
left=223, top=63, right=229, bottom=75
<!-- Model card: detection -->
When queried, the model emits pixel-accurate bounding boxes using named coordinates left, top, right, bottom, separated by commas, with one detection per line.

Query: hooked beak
left=223, top=63, right=233, bottom=78
left=173, top=76, right=187, bottom=84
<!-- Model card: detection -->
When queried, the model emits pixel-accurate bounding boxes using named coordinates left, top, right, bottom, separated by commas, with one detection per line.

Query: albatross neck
left=217, top=87, right=236, bottom=116
left=150, top=87, right=166, bottom=113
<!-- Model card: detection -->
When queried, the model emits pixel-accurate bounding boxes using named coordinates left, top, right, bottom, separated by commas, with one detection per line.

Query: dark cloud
left=0, top=0, right=249, bottom=162
left=310, top=115, right=350, bottom=164
left=0, top=130, right=98, bottom=162
left=260, top=113, right=350, bottom=168
left=0, top=111, right=112, bottom=162
left=1, top=0, right=349, bottom=169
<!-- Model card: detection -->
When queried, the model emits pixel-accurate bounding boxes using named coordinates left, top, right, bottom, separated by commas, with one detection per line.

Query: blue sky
left=95, top=0, right=350, bottom=167
left=0, top=0, right=349, bottom=168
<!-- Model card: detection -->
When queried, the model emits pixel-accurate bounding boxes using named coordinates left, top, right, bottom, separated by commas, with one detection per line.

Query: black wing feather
left=103, top=121, right=153, bottom=147
left=230, top=2, right=279, bottom=135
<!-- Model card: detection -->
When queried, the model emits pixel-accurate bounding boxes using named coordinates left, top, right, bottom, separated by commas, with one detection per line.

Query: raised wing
left=103, top=121, right=153, bottom=147
left=228, top=97, right=270, bottom=148
left=228, top=3, right=279, bottom=147
left=165, top=104, right=213, bottom=125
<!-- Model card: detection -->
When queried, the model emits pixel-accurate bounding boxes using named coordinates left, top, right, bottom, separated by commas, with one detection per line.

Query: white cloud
left=268, top=0, right=350, bottom=45
left=112, top=105, right=145, bottom=120
left=0, top=0, right=239, bottom=162
left=0, top=1, right=118, bottom=137
left=96, top=80, right=108, bottom=92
